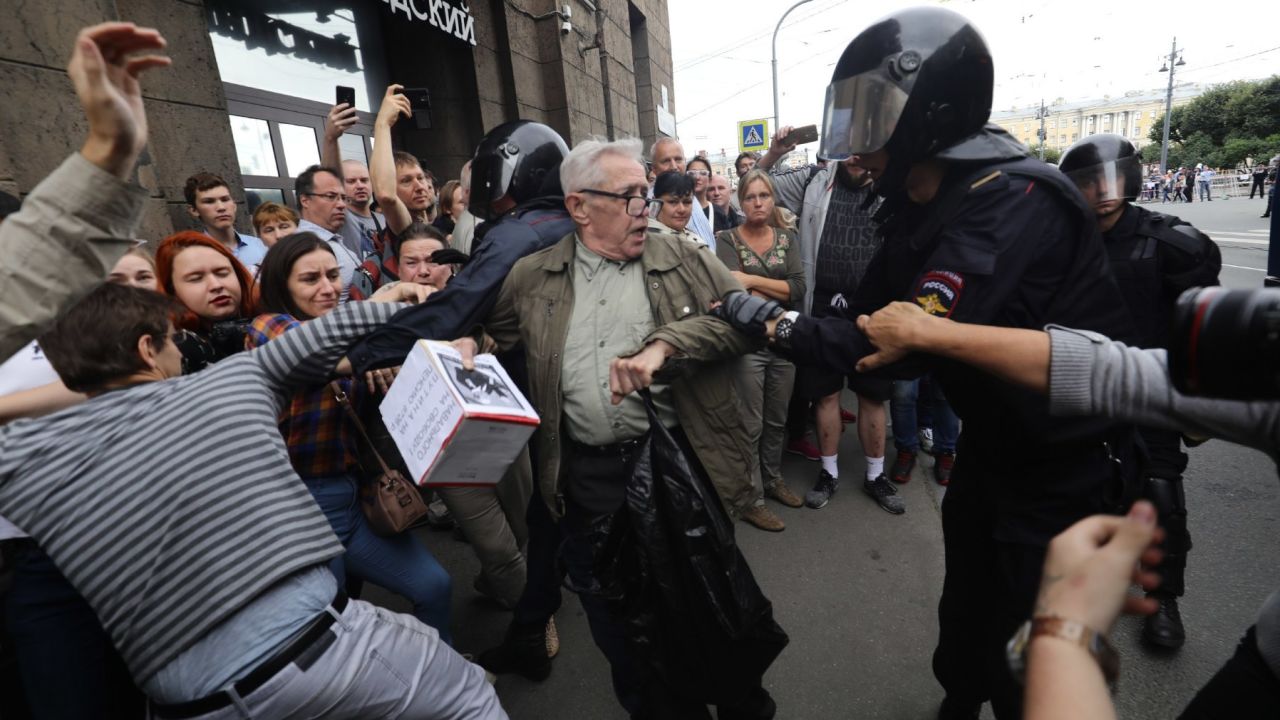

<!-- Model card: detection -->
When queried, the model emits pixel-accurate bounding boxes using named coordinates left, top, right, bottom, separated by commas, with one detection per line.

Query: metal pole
left=772, top=0, right=815, bottom=129
left=1159, top=37, right=1178, bottom=174
left=1038, top=99, right=1047, bottom=161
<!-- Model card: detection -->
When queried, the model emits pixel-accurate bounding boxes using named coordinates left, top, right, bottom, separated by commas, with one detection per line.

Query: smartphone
left=335, top=85, right=356, bottom=109
left=789, top=124, right=819, bottom=145
left=399, top=87, right=432, bottom=111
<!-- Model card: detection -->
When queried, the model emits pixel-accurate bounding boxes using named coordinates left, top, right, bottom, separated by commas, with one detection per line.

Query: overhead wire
left=673, top=0, right=847, bottom=72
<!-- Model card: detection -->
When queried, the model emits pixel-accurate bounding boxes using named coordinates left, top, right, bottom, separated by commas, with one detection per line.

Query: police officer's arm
left=371, top=84, right=414, bottom=235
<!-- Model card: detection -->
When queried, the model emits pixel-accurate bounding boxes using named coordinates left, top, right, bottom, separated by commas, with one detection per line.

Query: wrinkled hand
left=709, top=291, right=783, bottom=338
left=451, top=337, right=479, bottom=371
left=855, top=301, right=934, bottom=372
left=70, top=22, right=171, bottom=179
left=325, top=103, right=358, bottom=141
left=1036, top=501, right=1165, bottom=634
left=376, top=84, right=412, bottom=128
left=364, top=365, right=400, bottom=394
left=370, top=282, right=433, bottom=304
left=609, top=340, right=675, bottom=404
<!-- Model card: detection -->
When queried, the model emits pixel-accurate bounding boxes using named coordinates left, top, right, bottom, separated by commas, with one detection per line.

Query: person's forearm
left=0, top=381, right=86, bottom=424
left=370, top=120, right=411, bottom=232
left=748, top=276, right=791, bottom=302
left=0, top=154, right=146, bottom=359
left=253, top=301, right=409, bottom=390
left=1024, top=637, right=1116, bottom=720
left=320, top=132, right=341, bottom=171
left=923, top=317, right=1050, bottom=393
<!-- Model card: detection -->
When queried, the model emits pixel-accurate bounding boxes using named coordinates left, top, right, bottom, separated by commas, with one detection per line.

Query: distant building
left=991, top=84, right=1205, bottom=152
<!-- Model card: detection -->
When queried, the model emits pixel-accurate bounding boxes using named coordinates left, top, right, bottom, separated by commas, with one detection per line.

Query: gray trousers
left=179, top=598, right=506, bottom=719
left=437, top=448, right=533, bottom=609
left=736, top=349, right=796, bottom=502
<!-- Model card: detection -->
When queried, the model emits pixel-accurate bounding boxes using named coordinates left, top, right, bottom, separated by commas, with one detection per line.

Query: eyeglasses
left=303, top=192, right=350, bottom=204
left=580, top=189, right=662, bottom=218
left=686, top=169, right=710, bottom=178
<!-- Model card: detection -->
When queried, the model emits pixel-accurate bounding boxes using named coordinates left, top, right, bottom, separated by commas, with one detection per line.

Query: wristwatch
left=1007, top=616, right=1120, bottom=686
left=773, top=311, right=801, bottom=348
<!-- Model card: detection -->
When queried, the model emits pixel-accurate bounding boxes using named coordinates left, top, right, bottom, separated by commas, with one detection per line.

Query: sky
left=667, top=0, right=1280, bottom=158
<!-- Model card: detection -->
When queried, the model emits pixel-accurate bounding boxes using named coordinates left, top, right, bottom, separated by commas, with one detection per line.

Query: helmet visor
left=469, top=152, right=516, bottom=221
left=819, top=71, right=910, bottom=161
left=1064, top=156, right=1142, bottom=203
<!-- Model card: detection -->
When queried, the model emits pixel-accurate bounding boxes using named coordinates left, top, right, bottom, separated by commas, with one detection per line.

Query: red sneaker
left=785, top=438, right=821, bottom=461
left=934, top=452, right=955, bottom=486
left=890, top=449, right=916, bottom=484
left=841, top=408, right=857, bottom=424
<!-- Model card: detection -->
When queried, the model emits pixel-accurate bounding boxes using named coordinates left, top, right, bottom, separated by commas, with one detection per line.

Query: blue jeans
left=891, top=378, right=960, bottom=454
left=304, top=475, right=453, bottom=645
left=3, top=542, right=144, bottom=718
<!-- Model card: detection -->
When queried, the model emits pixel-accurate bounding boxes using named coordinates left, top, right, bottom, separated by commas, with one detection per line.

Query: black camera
left=1169, top=287, right=1280, bottom=399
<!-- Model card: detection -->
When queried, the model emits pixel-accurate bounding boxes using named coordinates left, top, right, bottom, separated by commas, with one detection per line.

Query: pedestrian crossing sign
left=738, top=119, right=770, bottom=153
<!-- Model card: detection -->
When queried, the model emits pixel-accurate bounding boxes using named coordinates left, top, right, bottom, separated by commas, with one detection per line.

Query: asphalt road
left=368, top=195, right=1280, bottom=719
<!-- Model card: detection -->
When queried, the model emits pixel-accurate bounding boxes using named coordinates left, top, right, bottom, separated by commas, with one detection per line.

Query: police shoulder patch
left=913, top=271, right=963, bottom=317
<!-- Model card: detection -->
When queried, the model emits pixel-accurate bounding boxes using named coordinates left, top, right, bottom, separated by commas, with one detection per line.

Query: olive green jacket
left=485, top=231, right=764, bottom=518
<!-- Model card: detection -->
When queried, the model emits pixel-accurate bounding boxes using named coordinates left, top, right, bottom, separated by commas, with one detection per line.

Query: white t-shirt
left=0, top=340, right=57, bottom=540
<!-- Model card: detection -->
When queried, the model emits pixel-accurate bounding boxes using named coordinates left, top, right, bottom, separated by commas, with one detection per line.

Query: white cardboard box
left=379, top=340, right=539, bottom=487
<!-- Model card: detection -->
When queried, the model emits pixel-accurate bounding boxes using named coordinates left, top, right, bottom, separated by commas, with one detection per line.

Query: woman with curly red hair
left=155, top=231, right=258, bottom=373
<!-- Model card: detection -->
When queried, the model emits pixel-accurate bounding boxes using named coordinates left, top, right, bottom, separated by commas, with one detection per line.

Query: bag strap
left=330, top=381, right=395, bottom=477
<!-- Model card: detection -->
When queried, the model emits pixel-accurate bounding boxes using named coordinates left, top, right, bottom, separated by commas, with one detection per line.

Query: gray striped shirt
left=0, top=300, right=405, bottom=682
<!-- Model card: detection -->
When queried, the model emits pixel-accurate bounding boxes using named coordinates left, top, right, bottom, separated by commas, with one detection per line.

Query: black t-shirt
left=815, top=180, right=880, bottom=295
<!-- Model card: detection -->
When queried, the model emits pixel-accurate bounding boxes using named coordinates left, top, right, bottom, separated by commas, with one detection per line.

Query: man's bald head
left=341, top=159, right=372, bottom=210
left=650, top=137, right=686, bottom=175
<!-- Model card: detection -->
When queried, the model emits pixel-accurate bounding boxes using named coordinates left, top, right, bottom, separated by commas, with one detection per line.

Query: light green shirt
left=561, top=236, right=679, bottom=445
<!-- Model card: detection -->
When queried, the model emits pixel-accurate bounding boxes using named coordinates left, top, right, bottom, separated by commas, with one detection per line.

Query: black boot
left=1142, top=593, right=1186, bottom=651
left=936, top=697, right=981, bottom=720
left=477, top=621, right=552, bottom=681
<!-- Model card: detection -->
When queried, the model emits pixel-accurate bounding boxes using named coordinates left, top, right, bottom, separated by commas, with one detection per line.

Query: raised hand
left=69, top=22, right=171, bottom=179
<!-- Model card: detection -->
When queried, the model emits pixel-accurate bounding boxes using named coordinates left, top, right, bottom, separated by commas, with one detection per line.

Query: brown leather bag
left=331, top=382, right=428, bottom=536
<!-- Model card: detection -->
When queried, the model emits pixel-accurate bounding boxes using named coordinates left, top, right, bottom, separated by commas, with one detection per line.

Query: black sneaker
left=1142, top=594, right=1185, bottom=651
left=478, top=622, right=552, bottom=681
left=805, top=470, right=839, bottom=509
left=863, top=474, right=906, bottom=514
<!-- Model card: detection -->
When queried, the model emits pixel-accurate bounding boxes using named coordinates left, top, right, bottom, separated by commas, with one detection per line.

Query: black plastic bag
left=592, top=391, right=789, bottom=706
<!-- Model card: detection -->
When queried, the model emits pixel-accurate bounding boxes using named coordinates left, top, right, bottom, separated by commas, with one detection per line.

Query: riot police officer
left=715, top=8, right=1137, bottom=719
left=1059, top=134, right=1222, bottom=651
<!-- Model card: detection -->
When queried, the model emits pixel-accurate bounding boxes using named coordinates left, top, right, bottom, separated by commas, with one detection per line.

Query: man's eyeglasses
left=580, top=189, right=662, bottom=218
left=303, top=192, right=350, bottom=204
left=686, top=169, right=711, bottom=178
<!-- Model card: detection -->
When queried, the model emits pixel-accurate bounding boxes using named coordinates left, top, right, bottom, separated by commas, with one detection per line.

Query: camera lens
left=1170, top=287, right=1280, bottom=399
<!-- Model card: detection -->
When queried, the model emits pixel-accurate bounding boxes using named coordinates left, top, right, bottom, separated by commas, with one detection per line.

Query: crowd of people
left=1138, top=160, right=1279, bottom=211
left=0, top=10, right=1277, bottom=720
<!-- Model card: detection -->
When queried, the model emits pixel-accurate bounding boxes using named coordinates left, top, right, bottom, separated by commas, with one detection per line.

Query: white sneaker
left=919, top=427, right=934, bottom=454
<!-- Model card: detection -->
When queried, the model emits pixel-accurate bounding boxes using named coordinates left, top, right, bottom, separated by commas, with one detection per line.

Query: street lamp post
left=1036, top=99, right=1048, bottom=161
left=772, top=0, right=815, bottom=131
left=1157, top=37, right=1185, bottom=174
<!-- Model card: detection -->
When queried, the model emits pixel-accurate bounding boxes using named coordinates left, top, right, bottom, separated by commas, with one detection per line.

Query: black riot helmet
left=819, top=7, right=993, bottom=193
left=470, top=120, right=570, bottom=221
left=1059, top=133, right=1143, bottom=205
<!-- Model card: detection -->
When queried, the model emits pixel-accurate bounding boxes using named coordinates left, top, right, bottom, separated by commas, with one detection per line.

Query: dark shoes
left=477, top=622, right=553, bottom=681
left=805, top=470, right=839, bottom=509
left=863, top=474, right=906, bottom=515
left=1142, top=594, right=1186, bottom=650
left=786, top=437, right=822, bottom=461
left=891, top=449, right=916, bottom=484
left=937, top=697, right=981, bottom=720
left=933, top=452, right=955, bottom=486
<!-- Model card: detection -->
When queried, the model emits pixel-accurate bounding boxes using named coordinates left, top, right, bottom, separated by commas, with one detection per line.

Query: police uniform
left=784, top=134, right=1140, bottom=718
left=1103, top=203, right=1221, bottom=606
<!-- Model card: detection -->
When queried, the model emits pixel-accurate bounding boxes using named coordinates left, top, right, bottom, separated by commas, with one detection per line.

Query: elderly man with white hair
left=459, top=136, right=779, bottom=718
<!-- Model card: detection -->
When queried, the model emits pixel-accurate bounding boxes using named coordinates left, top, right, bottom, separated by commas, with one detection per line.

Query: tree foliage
left=1028, top=144, right=1062, bottom=164
left=1147, top=76, right=1280, bottom=168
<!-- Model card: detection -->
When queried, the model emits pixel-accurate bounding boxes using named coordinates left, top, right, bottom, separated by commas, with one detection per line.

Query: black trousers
left=561, top=428, right=774, bottom=720
left=1179, top=626, right=1280, bottom=718
left=1140, top=427, right=1191, bottom=596
left=932, top=441, right=1121, bottom=720
left=1251, top=177, right=1267, bottom=199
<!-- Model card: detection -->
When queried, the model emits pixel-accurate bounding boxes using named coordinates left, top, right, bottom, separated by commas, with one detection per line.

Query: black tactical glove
left=429, top=248, right=471, bottom=266
left=710, top=291, right=784, bottom=338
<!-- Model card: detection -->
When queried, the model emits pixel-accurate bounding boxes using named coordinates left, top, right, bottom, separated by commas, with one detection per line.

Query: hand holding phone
left=335, top=85, right=356, bottom=109
left=788, top=124, right=819, bottom=145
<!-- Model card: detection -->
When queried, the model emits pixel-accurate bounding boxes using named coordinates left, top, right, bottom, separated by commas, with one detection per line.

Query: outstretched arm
left=0, top=22, right=170, bottom=359
left=371, top=85, right=414, bottom=234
